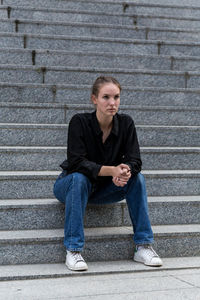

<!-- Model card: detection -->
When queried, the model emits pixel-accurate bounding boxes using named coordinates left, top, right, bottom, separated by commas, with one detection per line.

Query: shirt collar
left=92, top=111, right=119, bottom=136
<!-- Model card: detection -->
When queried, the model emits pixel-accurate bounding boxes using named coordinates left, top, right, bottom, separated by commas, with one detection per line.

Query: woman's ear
left=91, top=94, right=97, bottom=105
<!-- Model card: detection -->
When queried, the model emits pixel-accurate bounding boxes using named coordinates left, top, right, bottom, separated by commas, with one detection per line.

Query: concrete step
left=0, top=196, right=199, bottom=230
left=0, top=170, right=199, bottom=199
left=0, top=257, right=199, bottom=281
left=124, top=2, right=200, bottom=19
left=1, top=146, right=200, bottom=171
left=1, top=102, right=200, bottom=126
left=0, top=225, right=199, bottom=264
left=2, top=32, right=200, bottom=57
left=3, top=47, right=200, bottom=73
left=3, top=0, right=200, bottom=19
left=1, top=123, right=200, bottom=147
left=1, top=83, right=200, bottom=107
left=3, top=18, right=200, bottom=44
left=3, top=48, right=200, bottom=72
left=3, top=5, right=200, bottom=31
left=1, top=64, right=200, bottom=89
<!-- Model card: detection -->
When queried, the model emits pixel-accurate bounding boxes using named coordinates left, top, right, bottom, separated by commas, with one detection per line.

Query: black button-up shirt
left=60, top=111, right=142, bottom=189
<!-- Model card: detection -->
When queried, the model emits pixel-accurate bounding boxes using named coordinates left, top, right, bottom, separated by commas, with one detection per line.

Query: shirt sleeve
left=121, top=117, right=142, bottom=176
left=66, top=115, right=102, bottom=181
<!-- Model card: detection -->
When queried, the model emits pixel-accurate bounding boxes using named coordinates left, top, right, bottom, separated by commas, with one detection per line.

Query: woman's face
left=91, top=83, right=120, bottom=118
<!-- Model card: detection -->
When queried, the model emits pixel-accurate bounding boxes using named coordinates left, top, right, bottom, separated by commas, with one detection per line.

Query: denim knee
left=71, top=172, right=92, bottom=191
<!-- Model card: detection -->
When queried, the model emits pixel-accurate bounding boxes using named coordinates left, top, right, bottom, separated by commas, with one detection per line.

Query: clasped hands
left=112, top=163, right=131, bottom=187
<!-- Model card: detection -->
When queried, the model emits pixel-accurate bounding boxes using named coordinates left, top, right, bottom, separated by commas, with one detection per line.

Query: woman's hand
left=112, top=164, right=131, bottom=187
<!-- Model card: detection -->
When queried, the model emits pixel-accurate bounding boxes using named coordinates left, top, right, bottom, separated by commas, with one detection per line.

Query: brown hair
left=91, top=76, right=122, bottom=97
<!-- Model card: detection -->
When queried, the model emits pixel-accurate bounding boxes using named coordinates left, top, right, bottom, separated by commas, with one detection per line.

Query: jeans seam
left=70, top=174, right=75, bottom=249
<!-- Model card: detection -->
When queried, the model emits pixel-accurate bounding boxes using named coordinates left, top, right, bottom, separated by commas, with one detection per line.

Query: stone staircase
left=0, top=0, right=200, bottom=280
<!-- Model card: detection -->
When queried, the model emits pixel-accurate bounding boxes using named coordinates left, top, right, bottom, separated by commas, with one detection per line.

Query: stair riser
left=0, top=68, right=192, bottom=88
left=125, top=5, right=200, bottom=19
left=3, top=7, right=200, bottom=31
left=2, top=20, right=200, bottom=43
left=1, top=126, right=199, bottom=147
left=2, top=0, right=124, bottom=12
left=3, top=0, right=200, bottom=19
left=1, top=149, right=200, bottom=171
left=2, top=33, right=200, bottom=58
left=1, top=105, right=200, bottom=125
left=0, top=174, right=199, bottom=199
left=0, top=232, right=199, bottom=265
left=0, top=201, right=199, bottom=230
left=1, top=85, right=200, bottom=107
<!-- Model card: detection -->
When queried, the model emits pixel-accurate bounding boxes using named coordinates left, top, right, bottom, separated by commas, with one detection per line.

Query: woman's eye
left=114, top=95, right=120, bottom=100
left=103, top=95, right=109, bottom=99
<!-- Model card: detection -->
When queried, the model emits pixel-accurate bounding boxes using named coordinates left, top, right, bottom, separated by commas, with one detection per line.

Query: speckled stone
left=26, top=36, right=158, bottom=55
left=0, top=66, right=42, bottom=84
left=0, top=48, right=32, bottom=65
left=3, top=0, right=124, bottom=12
left=1, top=147, right=200, bottom=171
left=18, top=20, right=146, bottom=40
left=1, top=124, right=200, bottom=147
left=0, top=34, right=23, bottom=49
left=0, top=172, right=199, bottom=199
left=45, top=69, right=185, bottom=88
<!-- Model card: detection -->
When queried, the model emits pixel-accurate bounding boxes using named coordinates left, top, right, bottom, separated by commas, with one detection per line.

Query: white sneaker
left=134, top=245, right=163, bottom=267
left=66, top=251, right=88, bottom=271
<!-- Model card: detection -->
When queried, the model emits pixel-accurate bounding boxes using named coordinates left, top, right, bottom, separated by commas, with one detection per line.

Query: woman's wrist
left=98, top=166, right=115, bottom=177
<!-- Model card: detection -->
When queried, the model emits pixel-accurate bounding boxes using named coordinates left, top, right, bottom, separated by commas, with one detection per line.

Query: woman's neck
left=96, top=111, right=113, bottom=131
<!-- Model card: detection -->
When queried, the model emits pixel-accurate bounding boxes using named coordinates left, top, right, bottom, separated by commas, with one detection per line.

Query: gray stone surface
left=0, top=196, right=199, bottom=230
left=0, top=171, right=199, bottom=199
left=1, top=83, right=200, bottom=106
left=0, top=225, right=199, bottom=264
left=1, top=124, right=200, bottom=147
left=45, top=68, right=186, bottom=88
left=1, top=102, right=200, bottom=125
left=0, top=65, right=43, bottom=84
left=0, top=257, right=199, bottom=281
left=1, top=146, right=200, bottom=171
left=9, top=8, right=133, bottom=26
left=0, top=48, right=32, bottom=66
left=0, top=266, right=200, bottom=300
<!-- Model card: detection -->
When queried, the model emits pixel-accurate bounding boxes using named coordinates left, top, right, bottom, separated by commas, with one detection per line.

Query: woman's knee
left=71, top=172, right=92, bottom=192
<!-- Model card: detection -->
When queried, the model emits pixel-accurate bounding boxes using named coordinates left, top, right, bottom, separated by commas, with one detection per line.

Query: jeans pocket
left=57, top=170, right=68, bottom=180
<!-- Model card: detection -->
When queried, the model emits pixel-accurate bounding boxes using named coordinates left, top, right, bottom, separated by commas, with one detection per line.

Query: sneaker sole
left=65, top=262, right=88, bottom=271
left=134, top=258, right=163, bottom=267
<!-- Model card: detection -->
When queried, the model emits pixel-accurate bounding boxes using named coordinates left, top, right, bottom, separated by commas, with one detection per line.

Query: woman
left=53, top=76, right=162, bottom=271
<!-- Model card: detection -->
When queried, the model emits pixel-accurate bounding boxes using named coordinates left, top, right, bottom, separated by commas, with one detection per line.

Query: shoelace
left=71, top=252, right=84, bottom=262
left=137, top=245, right=158, bottom=258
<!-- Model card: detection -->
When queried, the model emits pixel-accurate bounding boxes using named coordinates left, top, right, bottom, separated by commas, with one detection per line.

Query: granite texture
left=1, top=198, right=199, bottom=230
left=10, top=9, right=133, bottom=26
left=0, top=35, right=23, bottom=49
left=45, top=68, right=186, bottom=88
left=1, top=102, right=200, bottom=125
left=19, top=21, right=146, bottom=39
left=2, top=84, right=199, bottom=106
left=0, top=49, right=32, bottom=65
left=0, top=148, right=66, bottom=171
left=125, top=3, right=200, bottom=18
left=36, top=51, right=171, bottom=70
left=0, top=226, right=199, bottom=264
left=0, top=124, right=68, bottom=146
left=0, top=66, right=42, bottom=84
left=0, top=83, right=54, bottom=103
left=0, top=172, right=199, bottom=199
left=1, top=124, right=200, bottom=147
left=26, top=35, right=158, bottom=55
left=3, top=0, right=124, bottom=13
left=1, top=147, right=200, bottom=171
left=136, top=15, right=200, bottom=30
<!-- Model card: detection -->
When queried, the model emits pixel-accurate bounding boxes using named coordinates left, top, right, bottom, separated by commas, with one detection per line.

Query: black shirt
left=60, top=111, right=142, bottom=188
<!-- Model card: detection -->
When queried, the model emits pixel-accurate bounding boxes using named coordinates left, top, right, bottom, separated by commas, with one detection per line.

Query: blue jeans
left=53, top=171, right=154, bottom=252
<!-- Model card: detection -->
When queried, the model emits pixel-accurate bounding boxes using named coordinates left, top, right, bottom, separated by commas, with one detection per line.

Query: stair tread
left=1, top=195, right=200, bottom=207
left=0, top=224, right=199, bottom=241
left=0, top=256, right=199, bottom=281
